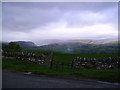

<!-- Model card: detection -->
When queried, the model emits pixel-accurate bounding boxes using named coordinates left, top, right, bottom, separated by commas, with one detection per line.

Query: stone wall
left=2, top=52, right=52, bottom=68
left=71, top=57, right=120, bottom=69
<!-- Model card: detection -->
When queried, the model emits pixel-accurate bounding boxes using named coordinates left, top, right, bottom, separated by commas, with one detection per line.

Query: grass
left=22, top=49, right=119, bottom=63
left=52, top=52, right=118, bottom=63
left=2, top=58, right=120, bottom=83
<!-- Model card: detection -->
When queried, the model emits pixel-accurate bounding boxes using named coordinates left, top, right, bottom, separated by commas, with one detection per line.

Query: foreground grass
left=2, top=58, right=120, bottom=83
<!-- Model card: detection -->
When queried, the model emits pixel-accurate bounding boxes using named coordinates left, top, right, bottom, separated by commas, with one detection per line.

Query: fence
left=2, top=52, right=120, bottom=70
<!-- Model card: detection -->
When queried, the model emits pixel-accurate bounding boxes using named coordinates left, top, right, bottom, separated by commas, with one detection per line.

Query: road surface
left=2, top=69, right=119, bottom=88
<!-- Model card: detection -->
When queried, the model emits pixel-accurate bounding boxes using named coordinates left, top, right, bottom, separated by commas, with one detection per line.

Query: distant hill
left=15, top=41, right=37, bottom=48
left=38, top=39, right=119, bottom=54
left=62, top=39, right=118, bottom=44
left=1, top=41, right=37, bottom=49
left=1, top=42, right=9, bottom=46
left=1, top=39, right=119, bottom=54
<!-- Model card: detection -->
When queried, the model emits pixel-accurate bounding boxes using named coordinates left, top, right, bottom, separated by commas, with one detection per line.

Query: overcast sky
left=2, top=2, right=118, bottom=45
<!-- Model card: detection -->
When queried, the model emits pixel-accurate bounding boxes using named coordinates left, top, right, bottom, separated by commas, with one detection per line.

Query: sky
left=2, top=2, right=118, bottom=45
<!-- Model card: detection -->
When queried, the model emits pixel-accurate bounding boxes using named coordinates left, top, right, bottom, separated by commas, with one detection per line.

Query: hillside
left=1, top=41, right=37, bottom=49
left=1, top=39, right=119, bottom=54
left=38, top=39, right=119, bottom=54
left=62, top=39, right=118, bottom=44
left=15, top=41, right=37, bottom=48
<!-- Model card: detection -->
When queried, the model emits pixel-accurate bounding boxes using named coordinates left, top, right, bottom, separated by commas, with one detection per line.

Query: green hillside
left=38, top=42, right=119, bottom=54
left=2, top=39, right=119, bottom=54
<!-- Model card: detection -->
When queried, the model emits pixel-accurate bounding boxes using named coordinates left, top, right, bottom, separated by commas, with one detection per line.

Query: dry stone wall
left=2, top=52, right=52, bottom=68
left=71, top=57, right=120, bottom=69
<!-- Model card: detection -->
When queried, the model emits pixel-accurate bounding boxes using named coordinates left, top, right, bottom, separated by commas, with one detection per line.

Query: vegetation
left=52, top=52, right=118, bottom=63
left=2, top=40, right=119, bottom=54
left=20, top=48, right=119, bottom=63
left=38, top=42, right=119, bottom=54
left=2, top=42, right=22, bottom=52
left=2, top=58, right=120, bottom=83
left=2, top=41, right=119, bottom=83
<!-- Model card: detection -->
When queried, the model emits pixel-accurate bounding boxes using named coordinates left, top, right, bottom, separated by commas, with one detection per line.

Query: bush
left=3, top=42, right=22, bottom=52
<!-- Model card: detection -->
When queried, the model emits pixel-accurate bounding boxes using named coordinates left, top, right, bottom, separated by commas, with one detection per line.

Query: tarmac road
left=2, top=69, right=119, bottom=88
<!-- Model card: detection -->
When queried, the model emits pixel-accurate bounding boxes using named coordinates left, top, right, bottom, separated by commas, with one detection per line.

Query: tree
left=3, top=42, right=22, bottom=52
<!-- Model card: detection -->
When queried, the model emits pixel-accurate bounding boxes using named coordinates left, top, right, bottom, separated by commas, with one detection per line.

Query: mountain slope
left=38, top=39, right=119, bottom=54
left=1, top=41, right=37, bottom=49
left=15, top=41, right=37, bottom=48
left=1, top=39, right=119, bottom=54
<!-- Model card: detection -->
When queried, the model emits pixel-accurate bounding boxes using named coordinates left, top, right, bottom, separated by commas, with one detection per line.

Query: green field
left=2, top=58, right=120, bottom=83
left=52, top=52, right=118, bottom=63
left=2, top=48, right=119, bottom=83
left=22, top=48, right=119, bottom=63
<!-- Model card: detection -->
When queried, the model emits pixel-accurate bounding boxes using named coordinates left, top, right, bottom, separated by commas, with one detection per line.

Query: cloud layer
left=2, top=2, right=118, bottom=45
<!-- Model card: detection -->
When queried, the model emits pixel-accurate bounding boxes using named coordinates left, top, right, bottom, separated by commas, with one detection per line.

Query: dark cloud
left=2, top=3, right=62, bottom=31
left=2, top=2, right=117, bottom=11
left=2, top=2, right=118, bottom=43
left=2, top=2, right=117, bottom=31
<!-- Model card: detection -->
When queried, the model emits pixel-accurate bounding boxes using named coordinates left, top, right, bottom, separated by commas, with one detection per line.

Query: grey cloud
left=65, top=7, right=117, bottom=28
left=2, top=2, right=117, bottom=31
left=3, top=2, right=117, bottom=11
left=2, top=4, right=62, bottom=31
left=2, top=2, right=118, bottom=43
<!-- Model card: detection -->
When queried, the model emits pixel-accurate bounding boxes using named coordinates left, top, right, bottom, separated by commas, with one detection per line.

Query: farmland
left=2, top=51, right=120, bottom=83
left=2, top=41, right=120, bottom=83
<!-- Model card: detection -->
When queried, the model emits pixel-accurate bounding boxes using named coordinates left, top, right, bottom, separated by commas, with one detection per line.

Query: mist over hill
left=38, top=39, right=119, bottom=54
left=1, top=39, right=119, bottom=54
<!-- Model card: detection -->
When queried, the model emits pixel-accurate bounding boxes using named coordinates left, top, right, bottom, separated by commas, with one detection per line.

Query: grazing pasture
left=2, top=51, right=120, bottom=83
left=2, top=58, right=120, bottom=83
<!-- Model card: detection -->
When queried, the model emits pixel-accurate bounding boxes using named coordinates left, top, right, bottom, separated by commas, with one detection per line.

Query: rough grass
left=2, top=58, right=120, bottom=83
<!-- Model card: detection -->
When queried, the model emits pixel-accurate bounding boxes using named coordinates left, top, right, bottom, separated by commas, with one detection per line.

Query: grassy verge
left=2, top=58, right=120, bottom=83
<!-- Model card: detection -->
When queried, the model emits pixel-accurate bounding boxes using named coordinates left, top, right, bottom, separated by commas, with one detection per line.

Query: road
left=2, top=69, right=119, bottom=88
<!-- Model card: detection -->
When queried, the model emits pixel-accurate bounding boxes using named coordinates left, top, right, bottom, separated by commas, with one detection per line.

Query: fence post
left=71, top=60, right=74, bottom=69
left=61, top=62, right=64, bottom=71
left=50, top=59, right=53, bottom=69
